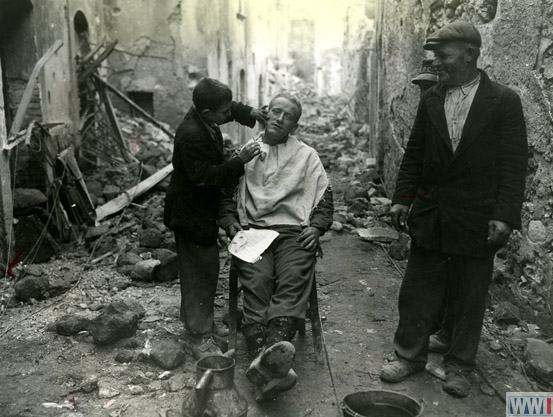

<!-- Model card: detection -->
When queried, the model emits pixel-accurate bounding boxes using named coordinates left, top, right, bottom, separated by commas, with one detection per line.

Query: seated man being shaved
left=219, top=93, right=333, bottom=400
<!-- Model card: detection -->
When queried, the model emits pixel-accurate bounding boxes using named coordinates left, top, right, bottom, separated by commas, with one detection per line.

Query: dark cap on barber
left=423, top=21, right=482, bottom=50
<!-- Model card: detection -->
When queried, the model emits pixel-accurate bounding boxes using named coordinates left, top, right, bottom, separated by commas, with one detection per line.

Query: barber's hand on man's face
left=297, top=226, right=321, bottom=251
left=487, top=220, right=512, bottom=249
left=390, top=204, right=410, bottom=232
left=238, top=141, right=262, bottom=163
left=226, top=222, right=243, bottom=239
left=250, top=106, right=268, bottom=126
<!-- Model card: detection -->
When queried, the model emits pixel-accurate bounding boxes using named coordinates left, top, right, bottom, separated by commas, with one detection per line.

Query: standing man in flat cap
left=380, top=21, right=527, bottom=398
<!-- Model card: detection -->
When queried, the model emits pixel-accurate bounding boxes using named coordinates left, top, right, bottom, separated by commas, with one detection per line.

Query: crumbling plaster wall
left=32, top=0, right=104, bottom=130
left=103, top=0, right=207, bottom=129
left=374, top=0, right=553, bottom=332
left=341, top=0, right=376, bottom=121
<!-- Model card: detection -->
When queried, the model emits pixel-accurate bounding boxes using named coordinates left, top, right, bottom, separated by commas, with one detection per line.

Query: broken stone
left=357, top=227, right=399, bottom=243
left=85, top=180, right=103, bottom=198
left=13, top=188, right=47, bottom=215
left=349, top=198, right=369, bottom=216
left=528, top=220, right=547, bottom=243
left=102, top=184, right=121, bottom=200
left=117, top=252, right=143, bottom=267
left=150, top=340, right=186, bottom=370
left=55, top=315, right=89, bottom=336
left=494, top=301, right=521, bottom=325
left=162, top=374, right=187, bottom=392
left=85, top=224, right=110, bottom=243
left=387, top=232, right=411, bottom=260
left=81, top=375, right=98, bottom=393
left=524, top=338, right=553, bottom=385
left=115, top=350, right=135, bottom=363
left=120, top=337, right=142, bottom=349
left=330, top=221, right=343, bottom=232
left=98, top=387, right=120, bottom=399
left=127, top=385, right=144, bottom=395
left=139, top=229, right=163, bottom=248
left=14, top=276, right=50, bottom=301
left=131, top=259, right=161, bottom=281
left=152, top=255, right=179, bottom=282
left=87, top=299, right=145, bottom=345
left=152, top=248, right=177, bottom=263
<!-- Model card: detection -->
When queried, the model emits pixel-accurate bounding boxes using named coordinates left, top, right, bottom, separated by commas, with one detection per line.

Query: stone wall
left=372, top=0, right=553, bottom=333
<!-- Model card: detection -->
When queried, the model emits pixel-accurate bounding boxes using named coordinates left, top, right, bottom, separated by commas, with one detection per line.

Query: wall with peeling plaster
left=103, top=0, right=208, bottom=130
left=372, top=0, right=553, bottom=332
left=104, top=0, right=290, bottom=142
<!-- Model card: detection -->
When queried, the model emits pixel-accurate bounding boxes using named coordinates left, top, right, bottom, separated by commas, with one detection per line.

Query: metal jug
left=182, top=355, right=248, bottom=417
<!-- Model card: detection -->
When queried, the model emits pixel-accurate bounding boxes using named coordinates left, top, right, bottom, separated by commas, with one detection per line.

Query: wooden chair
left=228, top=256, right=325, bottom=365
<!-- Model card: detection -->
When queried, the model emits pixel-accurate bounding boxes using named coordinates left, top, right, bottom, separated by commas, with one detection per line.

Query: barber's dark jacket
left=163, top=102, right=256, bottom=245
left=392, top=69, right=528, bottom=257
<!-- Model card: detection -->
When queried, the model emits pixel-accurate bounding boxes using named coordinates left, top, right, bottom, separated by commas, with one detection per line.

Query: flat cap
left=411, top=59, right=438, bottom=85
left=423, top=21, right=481, bottom=50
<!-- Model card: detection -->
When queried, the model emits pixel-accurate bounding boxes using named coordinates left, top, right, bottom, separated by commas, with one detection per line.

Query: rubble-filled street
left=2, top=1, right=553, bottom=416
left=0, top=92, right=548, bottom=416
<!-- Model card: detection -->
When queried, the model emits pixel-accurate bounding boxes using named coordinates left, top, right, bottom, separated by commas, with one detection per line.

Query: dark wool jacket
left=392, top=69, right=528, bottom=257
left=163, top=102, right=256, bottom=245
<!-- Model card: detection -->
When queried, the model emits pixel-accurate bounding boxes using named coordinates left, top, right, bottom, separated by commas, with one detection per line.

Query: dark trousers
left=174, top=232, right=219, bottom=337
left=234, top=226, right=316, bottom=327
left=394, top=243, right=493, bottom=370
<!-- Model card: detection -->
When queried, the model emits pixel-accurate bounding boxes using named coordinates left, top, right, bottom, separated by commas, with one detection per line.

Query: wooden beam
left=9, top=40, right=63, bottom=137
left=94, top=79, right=136, bottom=163
left=95, top=163, right=173, bottom=222
left=0, top=63, right=14, bottom=267
left=93, top=75, right=175, bottom=139
left=77, top=40, right=117, bottom=86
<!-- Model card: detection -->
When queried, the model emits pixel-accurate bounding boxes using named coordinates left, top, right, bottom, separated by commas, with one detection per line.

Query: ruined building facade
left=369, top=0, right=553, bottom=332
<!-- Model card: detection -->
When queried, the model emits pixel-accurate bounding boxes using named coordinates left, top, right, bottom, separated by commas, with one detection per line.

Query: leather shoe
left=246, top=341, right=296, bottom=386
left=256, top=369, right=298, bottom=401
left=443, top=369, right=471, bottom=398
left=428, top=331, right=451, bottom=354
left=380, top=360, right=423, bottom=383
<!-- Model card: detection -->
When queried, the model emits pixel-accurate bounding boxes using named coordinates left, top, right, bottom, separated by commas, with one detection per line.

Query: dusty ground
left=0, top=225, right=533, bottom=417
left=0, top=115, right=538, bottom=416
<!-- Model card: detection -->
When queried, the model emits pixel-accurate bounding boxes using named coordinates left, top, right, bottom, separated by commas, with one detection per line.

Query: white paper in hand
left=228, top=229, right=279, bottom=263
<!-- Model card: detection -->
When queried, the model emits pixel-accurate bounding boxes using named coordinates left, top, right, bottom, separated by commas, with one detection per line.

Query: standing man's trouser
left=394, top=243, right=494, bottom=370
left=174, top=232, right=219, bottom=337
left=234, top=227, right=316, bottom=327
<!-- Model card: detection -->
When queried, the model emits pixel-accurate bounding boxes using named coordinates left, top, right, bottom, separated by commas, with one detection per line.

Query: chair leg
left=308, top=279, right=324, bottom=365
left=229, top=258, right=238, bottom=352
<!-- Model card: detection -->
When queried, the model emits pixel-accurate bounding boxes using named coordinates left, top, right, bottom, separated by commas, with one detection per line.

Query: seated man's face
left=265, top=97, right=299, bottom=141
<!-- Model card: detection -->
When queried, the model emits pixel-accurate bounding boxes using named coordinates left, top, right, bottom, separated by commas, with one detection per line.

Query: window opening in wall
left=127, top=91, right=154, bottom=118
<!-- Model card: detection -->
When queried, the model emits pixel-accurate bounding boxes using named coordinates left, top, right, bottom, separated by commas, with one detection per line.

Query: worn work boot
left=380, top=359, right=424, bottom=383
left=246, top=341, right=296, bottom=386
left=443, top=369, right=471, bottom=398
left=265, top=317, right=298, bottom=346
left=242, top=323, right=267, bottom=357
left=256, top=368, right=298, bottom=401
left=181, top=334, right=223, bottom=360
left=428, top=330, right=451, bottom=354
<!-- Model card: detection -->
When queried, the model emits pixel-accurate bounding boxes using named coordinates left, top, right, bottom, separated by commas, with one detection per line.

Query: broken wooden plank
left=57, top=147, right=96, bottom=224
left=95, top=163, right=174, bottom=222
left=93, top=75, right=175, bottom=139
left=0, top=63, right=14, bottom=265
left=77, top=40, right=105, bottom=70
left=77, top=40, right=117, bottom=86
left=94, top=79, right=136, bottom=163
left=9, top=40, right=63, bottom=137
